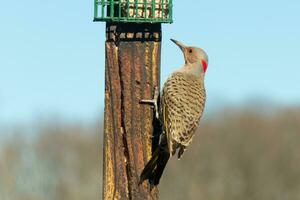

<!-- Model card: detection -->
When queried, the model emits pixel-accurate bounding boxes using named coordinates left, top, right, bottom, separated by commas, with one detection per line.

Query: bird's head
left=171, top=39, right=209, bottom=74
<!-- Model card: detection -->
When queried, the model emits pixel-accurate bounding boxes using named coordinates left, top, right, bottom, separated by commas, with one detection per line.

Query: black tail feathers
left=139, top=145, right=170, bottom=187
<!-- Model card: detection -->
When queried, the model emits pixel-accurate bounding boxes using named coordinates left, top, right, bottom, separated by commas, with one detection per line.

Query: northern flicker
left=139, top=39, right=209, bottom=186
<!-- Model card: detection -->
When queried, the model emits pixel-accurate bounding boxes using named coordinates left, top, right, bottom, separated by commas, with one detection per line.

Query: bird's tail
left=139, top=144, right=170, bottom=186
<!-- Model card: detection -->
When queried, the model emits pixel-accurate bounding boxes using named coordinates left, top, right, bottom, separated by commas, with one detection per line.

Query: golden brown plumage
left=162, top=72, right=206, bottom=158
left=139, top=39, right=208, bottom=186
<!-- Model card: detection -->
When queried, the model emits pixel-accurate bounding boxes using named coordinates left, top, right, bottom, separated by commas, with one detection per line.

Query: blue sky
left=1, top=0, right=300, bottom=125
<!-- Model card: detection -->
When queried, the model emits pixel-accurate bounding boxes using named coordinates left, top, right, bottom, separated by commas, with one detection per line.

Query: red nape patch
left=201, top=60, right=208, bottom=73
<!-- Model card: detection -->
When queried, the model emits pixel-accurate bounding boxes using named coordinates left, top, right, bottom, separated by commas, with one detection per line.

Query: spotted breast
left=161, top=72, right=206, bottom=158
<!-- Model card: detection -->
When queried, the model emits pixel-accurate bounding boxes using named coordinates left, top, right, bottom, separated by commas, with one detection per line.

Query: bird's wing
left=162, top=72, right=206, bottom=155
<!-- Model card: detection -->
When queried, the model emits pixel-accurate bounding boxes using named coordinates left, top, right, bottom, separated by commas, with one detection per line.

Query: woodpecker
left=139, top=39, right=209, bottom=186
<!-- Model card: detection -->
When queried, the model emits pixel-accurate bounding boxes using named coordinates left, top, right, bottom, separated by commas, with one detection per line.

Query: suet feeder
left=94, top=0, right=173, bottom=23
left=96, top=0, right=172, bottom=199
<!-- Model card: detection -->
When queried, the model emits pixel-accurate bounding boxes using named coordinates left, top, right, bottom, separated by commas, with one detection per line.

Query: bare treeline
left=1, top=106, right=300, bottom=200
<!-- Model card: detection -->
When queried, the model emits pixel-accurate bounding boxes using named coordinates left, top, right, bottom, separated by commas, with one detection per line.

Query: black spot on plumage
left=161, top=72, right=206, bottom=152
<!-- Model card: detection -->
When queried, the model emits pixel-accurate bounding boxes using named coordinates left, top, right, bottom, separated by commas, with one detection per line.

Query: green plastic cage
left=94, top=0, right=173, bottom=23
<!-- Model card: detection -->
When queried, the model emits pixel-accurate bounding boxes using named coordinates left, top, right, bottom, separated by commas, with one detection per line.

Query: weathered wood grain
left=103, top=23, right=161, bottom=200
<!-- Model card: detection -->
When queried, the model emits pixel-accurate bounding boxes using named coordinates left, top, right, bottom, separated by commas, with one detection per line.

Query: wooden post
left=103, top=23, right=161, bottom=200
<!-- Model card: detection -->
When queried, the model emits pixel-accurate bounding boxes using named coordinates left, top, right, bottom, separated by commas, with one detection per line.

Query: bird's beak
left=170, top=39, right=186, bottom=51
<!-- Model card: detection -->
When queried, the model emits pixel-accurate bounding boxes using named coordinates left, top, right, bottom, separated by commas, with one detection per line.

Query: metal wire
left=94, top=0, right=173, bottom=23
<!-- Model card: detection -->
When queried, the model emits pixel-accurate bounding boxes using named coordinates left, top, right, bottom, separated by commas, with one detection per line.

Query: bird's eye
left=189, top=49, right=193, bottom=53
